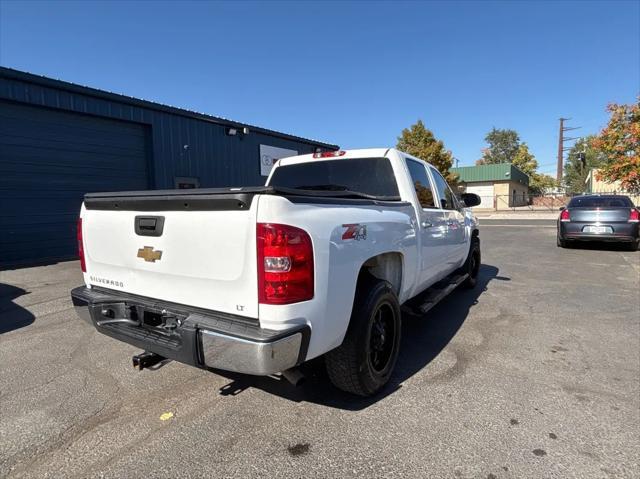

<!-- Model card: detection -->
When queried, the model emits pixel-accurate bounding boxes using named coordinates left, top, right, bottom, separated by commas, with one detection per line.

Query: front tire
left=461, top=237, right=481, bottom=289
left=325, top=277, right=401, bottom=397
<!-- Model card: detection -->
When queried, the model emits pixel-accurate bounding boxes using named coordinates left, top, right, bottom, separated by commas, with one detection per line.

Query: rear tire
left=557, top=233, right=567, bottom=248
left=461, top=237, right=481, bottom=289
left=325, top=276, right=401, bottom=397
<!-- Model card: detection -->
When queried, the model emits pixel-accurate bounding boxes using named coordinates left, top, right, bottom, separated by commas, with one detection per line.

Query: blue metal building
left=0, top=67, right=338, bottom=266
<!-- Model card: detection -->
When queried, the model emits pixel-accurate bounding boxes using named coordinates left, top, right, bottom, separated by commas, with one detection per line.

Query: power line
left=538, top=161, right=560, bottom=167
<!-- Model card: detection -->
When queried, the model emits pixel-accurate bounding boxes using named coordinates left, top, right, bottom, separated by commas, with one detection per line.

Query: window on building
left=406, top=159, right=437, bottom=208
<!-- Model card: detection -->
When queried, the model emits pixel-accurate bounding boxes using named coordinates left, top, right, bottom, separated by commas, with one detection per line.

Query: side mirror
left=559, top=206, right=566, bottom=211
left=460, top=193, right=481, bottom=208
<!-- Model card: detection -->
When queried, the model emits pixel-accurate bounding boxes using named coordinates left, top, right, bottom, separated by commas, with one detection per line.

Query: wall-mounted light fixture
left=226, top=127, right=250, bottom=136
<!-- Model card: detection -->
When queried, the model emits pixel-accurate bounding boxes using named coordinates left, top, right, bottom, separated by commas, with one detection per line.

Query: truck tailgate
left=81, top=189, right=261, bottom=319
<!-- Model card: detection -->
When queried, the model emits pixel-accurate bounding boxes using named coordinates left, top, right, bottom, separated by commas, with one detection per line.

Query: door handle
left=421, top=221, right=432, bottom=229
left=135, top=216, right=165, bottom=237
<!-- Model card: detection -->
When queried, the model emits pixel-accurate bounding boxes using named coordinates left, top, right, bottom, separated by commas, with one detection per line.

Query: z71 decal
left=342, top=224, right=367, bottom=241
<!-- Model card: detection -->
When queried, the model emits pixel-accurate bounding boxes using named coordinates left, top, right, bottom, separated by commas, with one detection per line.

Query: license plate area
left=142, top=309, right=164, bottom=327
left=93, top=300, right=186, bottom=335
left=583, top=225, right=613, bottom=234
left=133, top=305, right=186, bottom=333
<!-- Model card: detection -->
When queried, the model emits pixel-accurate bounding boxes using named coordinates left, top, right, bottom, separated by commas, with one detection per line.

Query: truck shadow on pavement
left=0, top=283, right=35, bottom=334
left=213, top=264, right=505, bottom=410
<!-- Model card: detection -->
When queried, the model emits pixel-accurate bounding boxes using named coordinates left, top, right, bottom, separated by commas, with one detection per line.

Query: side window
left=430, top=168, right=456, bottom=210
left=406, top=159, right=437, bottom=209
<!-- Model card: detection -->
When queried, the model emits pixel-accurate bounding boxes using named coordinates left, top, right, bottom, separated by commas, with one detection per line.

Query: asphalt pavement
left=1, top=221, right=638, bottom=478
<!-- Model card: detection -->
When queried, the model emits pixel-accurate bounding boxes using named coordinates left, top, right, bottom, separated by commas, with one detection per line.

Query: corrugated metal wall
left=1, top=100, right=151, bottom=263
left=0, top=68, right=335, bottom=189
left=0, top=68, right=337, bottom=266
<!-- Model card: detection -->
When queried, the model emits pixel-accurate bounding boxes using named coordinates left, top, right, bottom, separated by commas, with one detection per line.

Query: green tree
left=563, top=136, right=606, bottom=194
left=477, top=128, right=521, bottom=165
left=512, top=143, right=537, bottom=176
left=396, top=120, right=457, bottom=184
left=512, top=143, right=557, bottom=194
left=531, top=173, right=557, bottom=194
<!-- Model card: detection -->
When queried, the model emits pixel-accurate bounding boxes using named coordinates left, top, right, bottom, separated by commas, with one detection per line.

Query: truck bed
left=83, top=186, right=404, bottom=211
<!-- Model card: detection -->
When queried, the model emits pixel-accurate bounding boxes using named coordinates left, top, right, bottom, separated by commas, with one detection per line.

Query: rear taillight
left=560, top=209, right=570, bottom=222
left=77, top=217, right=86, bottom=272
left=313, top=150, right=346, bottom=159
left=257, top=223, right=314, bottom=305
left=630, top=209, right=640, bottom=223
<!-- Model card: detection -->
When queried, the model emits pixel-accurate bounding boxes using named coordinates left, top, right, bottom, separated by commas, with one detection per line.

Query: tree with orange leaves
left=591, top=99, right=640, bottom=193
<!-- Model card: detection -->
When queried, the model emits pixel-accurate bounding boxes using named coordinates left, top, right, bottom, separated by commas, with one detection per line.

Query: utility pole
left=557, top=118, right=566, bottom=183
left=557, top=118, right=581, bottom=186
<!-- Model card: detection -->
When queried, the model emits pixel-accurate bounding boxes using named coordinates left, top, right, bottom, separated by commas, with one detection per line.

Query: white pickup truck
left=71, top=148, right=481, bottom=396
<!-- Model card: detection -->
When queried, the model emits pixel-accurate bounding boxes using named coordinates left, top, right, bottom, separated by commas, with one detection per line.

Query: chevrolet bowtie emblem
left=137, top=246, right=163, bottom=262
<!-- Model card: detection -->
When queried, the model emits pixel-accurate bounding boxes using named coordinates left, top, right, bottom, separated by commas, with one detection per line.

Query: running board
left=402, top=273, right=469, bottom=316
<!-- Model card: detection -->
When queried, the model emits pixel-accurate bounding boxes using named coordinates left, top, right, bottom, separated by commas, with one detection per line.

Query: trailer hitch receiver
left=132, top=351, right=165, bottom=371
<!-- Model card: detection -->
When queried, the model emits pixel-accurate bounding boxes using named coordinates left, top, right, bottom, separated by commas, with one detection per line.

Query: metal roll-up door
left=0, top=101, right=150, bottom=266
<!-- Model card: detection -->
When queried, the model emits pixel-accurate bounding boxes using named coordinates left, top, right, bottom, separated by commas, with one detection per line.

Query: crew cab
left=71, top=148, right=481, bottom=396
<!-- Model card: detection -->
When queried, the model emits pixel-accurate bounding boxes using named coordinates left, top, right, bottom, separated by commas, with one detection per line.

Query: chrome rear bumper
left=70, top=286, right=309, bottom=375
left=199, top=329, right=303, bottom=375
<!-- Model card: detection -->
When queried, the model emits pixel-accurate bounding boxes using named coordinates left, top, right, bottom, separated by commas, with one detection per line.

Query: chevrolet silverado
left=71, top=148, right=481, bottom=396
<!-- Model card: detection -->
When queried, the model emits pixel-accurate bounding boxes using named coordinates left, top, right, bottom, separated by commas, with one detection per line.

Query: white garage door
left=466, top=184, right=494, bottom=209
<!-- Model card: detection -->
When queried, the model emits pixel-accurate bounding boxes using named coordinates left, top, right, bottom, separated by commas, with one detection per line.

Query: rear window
left=568, top=196, right=633, bottom=208
left=268, top=157, right=400, bottom=198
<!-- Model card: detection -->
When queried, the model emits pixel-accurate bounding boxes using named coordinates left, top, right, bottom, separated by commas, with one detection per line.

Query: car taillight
left=630, top=208, right=640, bottom=223
left=77, top=217, right=86, bottom=272
left=560, top=209, right=570, bottom=222
left=313, top=150, right=346, bottom=159
left=257, top=223, right=314, bottom=305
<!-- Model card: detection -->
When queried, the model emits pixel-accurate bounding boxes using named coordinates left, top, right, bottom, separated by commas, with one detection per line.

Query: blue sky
left=1, top=1, right=638, bottom=174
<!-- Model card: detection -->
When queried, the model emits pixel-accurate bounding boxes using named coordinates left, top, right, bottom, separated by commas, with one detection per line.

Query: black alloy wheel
left=368, top=302, right=398, bottom=373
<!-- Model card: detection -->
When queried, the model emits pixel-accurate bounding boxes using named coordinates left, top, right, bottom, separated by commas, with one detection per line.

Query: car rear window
left=568, top=196, right=633, bottom=208
left=268, top=157, right=400, bottom=198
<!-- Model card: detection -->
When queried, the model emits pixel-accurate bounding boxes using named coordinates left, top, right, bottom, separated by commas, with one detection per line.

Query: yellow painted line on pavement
left=159, top=412, right=174, bottom=421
